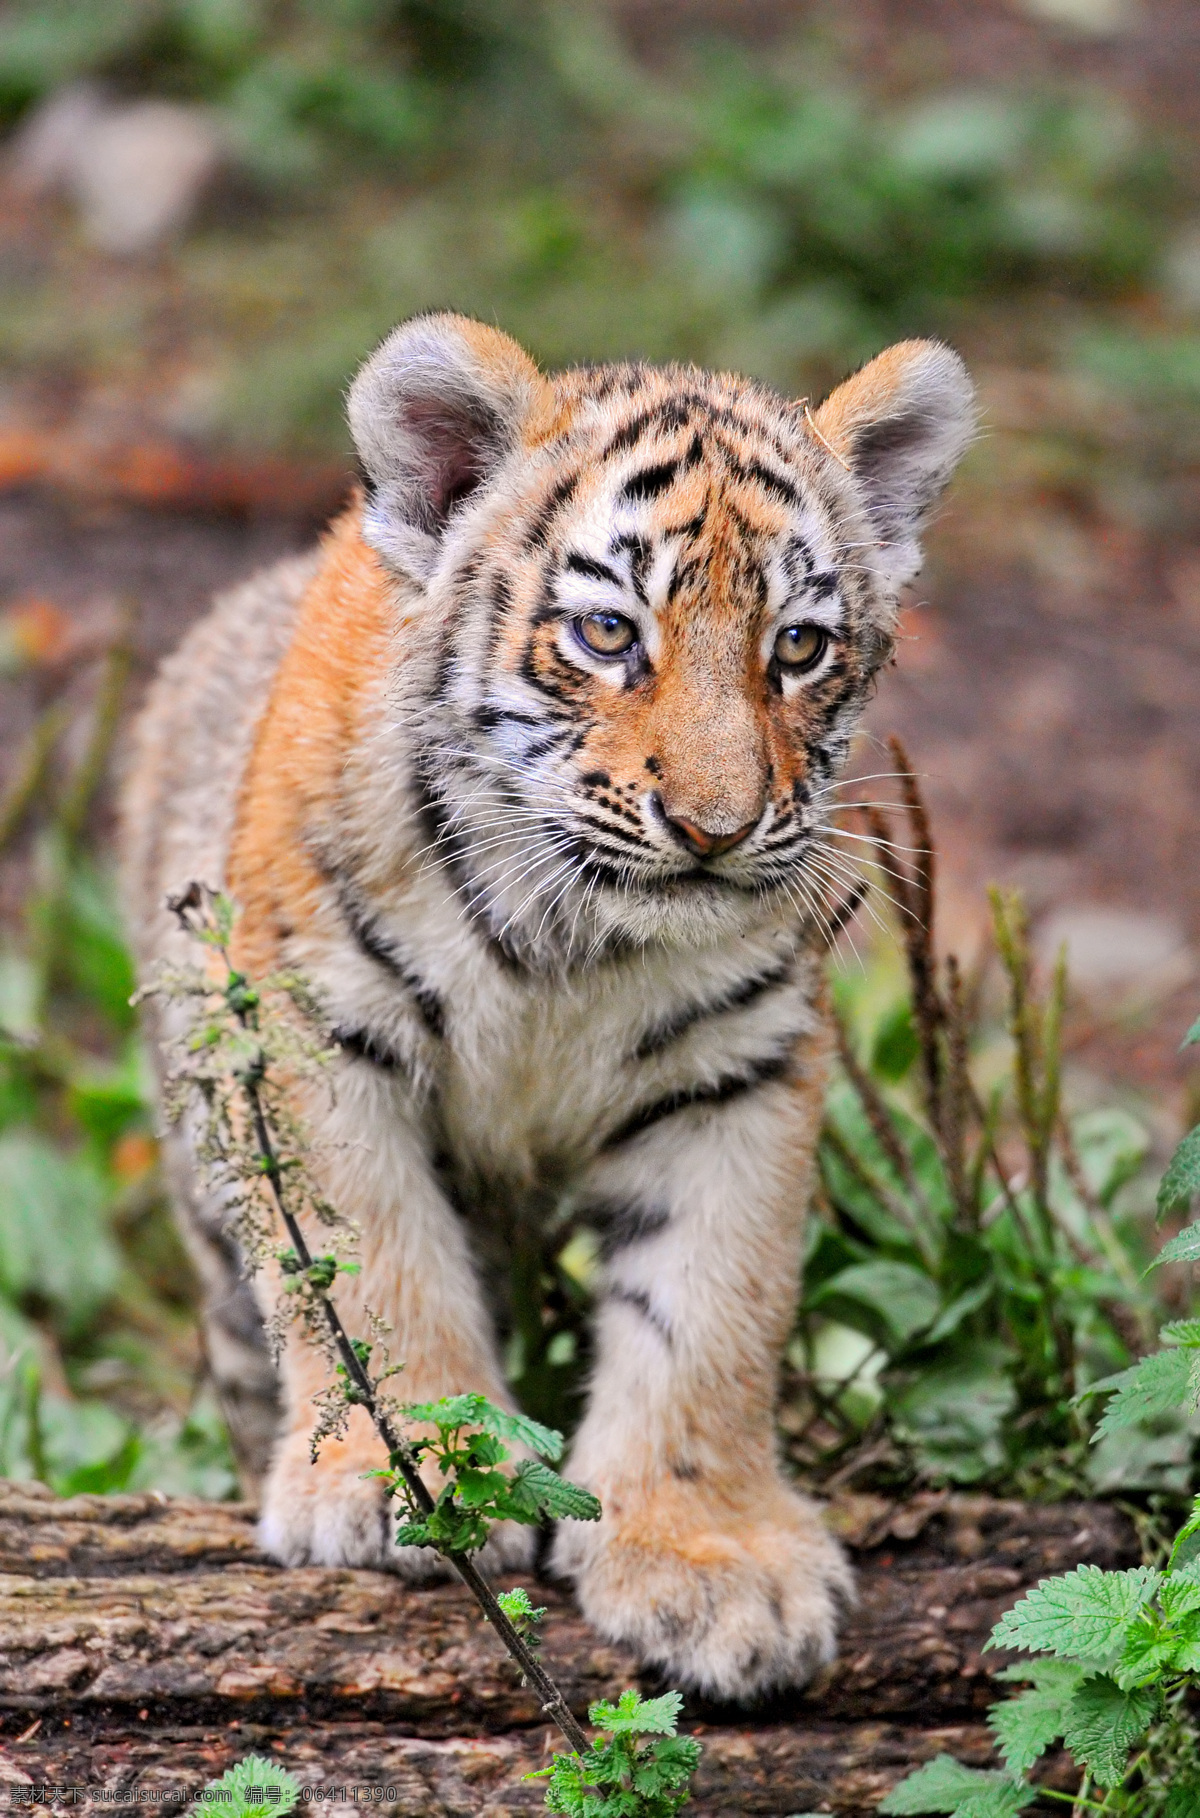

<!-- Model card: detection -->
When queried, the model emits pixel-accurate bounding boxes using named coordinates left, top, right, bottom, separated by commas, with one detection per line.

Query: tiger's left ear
left=809, top=340, right=976, bottom=594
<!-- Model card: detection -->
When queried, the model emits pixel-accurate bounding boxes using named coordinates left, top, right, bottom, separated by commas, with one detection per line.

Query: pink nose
left=666, top=813, right=757, bottom=859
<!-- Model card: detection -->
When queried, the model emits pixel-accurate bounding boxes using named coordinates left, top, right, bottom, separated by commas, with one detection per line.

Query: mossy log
left=0, top=1482, right=1137, bottom=1815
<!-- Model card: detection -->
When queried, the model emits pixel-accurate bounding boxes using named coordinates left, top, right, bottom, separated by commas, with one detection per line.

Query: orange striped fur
left=123, top=314, right=974, bottom=1698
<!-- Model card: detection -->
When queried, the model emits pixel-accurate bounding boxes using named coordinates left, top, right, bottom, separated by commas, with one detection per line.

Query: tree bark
left=0, top=1481, right=1138, bottom=1815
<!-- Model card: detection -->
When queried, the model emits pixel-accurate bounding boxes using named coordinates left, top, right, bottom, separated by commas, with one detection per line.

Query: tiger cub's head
left=348, top=314, right=974, bottom=962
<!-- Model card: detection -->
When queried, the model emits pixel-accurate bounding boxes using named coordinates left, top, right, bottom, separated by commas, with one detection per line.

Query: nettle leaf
left=510, top=1458, right=601, bottom=1522
left=453, top=1465, right=510, bottom=1508
left=1158, top=1124, right=1200, bottom=1217
left=1061, top=1675, right=1159, bottom=1787
left=878, top=1755, right=1034, bottom=1816
left=1115, top=1611, right=1181, bottom=1688
left=200, top=1753, right=301, bottom=1818
left=1169, top=1496, right=1200, bottom=1569
left=590, top=1689, right=685, bottom=1736
left=986, top=1565, right=1160, bottom=1661
left=811, top=1259, right=941, bottom=1346
left=988, top=1660, right=1086, bottom=1775
left=1159, top=1564, right=1200, bottom=1622
left=1153, top=1223, right=1200, bottom=1268
left=401, top=1393, right=564, bottom=1460
left=1087, top=1346, right=1200, bottom=1439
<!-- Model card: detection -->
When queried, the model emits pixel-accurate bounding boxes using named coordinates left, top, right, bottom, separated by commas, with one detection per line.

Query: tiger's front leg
left=553, top=1015, right=852, bottom=1700
left=258, top=1067, right=533, bottom=1577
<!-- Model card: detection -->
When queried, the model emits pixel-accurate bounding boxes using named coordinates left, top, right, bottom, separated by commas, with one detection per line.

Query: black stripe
left=471, top=705, right=546, bottom=731
left=333, top=1024, right=407, bottom=1071
left=603, top=1050, right=793, bottom=1149
left=522, top=470, right=580, bottom=549
left=335, top=886, right=446, bottom=1039
left=412, top=767, right=542, bottom=975
left=522, top=725, right=579, bottom=762
left=744, top=458, right=802, bottom=509
left=574, top=813, right=649, bottom=851
left=619, top=460, right=678, bottom=503
left=633, top=960, right=793, bottom=1059
left=607, top=1285, right=672, bottom=1346
left=565, top=552, right=623, bottom=586
left=590, top=1199, right=672, bottom=1261
left=600, top=410, right=656, bottom=459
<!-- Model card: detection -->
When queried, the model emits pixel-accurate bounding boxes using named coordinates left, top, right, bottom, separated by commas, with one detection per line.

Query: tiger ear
left=808, top=340, right=976, bottom=594
left=347, top=313, right=554, bottom=581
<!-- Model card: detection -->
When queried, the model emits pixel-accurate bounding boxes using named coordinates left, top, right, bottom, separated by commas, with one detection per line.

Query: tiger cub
left=122, top=314, right=974, bottom=1699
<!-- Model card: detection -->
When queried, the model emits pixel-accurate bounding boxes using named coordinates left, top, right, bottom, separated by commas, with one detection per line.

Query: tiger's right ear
left=347, top=313, right=554, bottom=582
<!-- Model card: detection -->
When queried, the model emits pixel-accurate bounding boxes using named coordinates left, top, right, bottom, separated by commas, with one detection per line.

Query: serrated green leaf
left=1158, top=1125, right=1200, bottom=1217
left=1182, top=1016, right=1200, bottom=1049
left=878, top=1755, right=1034, bottom=1816
left=1162, top=1318, right=1200, bottom=1346
left=511, top=1457, right=601, bottom=1522
left=1153, top=1223, right=1200, bottom=1268
left=1159, top=1568, right=1200, bottom=1622
left=988, top=1661, right=1085, bottom=1775
left=1061, top=1675, right=1158, bottom=1787
left=400, top=1392, right=564, bottom=1460
left=200, top=1753, right=301, bottom=1818
left=589, top=1689, right=684, bottom=1735
left=987, top=1565, right=1160, bottom=1661
left=1090, top=1347, right=1200, bottom=1439
left=1170, top=1497, right=1200, bottom=1569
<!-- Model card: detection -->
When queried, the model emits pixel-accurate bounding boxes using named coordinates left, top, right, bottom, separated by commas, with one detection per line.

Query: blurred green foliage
left=0, top=1, right=1194, bottom=1506
left=0, top=653, right=237, bottom=1500
left=0, top=1, right=1194, bottom=451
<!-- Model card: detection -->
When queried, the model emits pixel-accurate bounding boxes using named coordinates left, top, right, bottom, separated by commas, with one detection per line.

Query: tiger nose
left=666, top=812, right=758, bottom=859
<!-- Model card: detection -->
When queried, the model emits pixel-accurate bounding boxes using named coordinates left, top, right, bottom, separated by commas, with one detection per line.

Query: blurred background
left=0, top=0, right=1197, bottom=1503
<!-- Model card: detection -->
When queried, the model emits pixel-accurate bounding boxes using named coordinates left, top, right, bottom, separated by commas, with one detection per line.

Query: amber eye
left=576, top=611, right=638, bottom=657
left=773, top=623, right=828, bottom=671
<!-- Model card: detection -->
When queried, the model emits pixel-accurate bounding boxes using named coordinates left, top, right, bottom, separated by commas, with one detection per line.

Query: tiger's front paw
left=551, top=1477, right=852, bottom=1701
left=259, top=1428, right=536, bottom=1578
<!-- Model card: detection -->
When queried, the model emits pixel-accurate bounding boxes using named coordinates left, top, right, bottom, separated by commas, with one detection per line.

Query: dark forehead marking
left=661, top=501, right=708, bottom=540
left=521, top=467, right=581, bottom=550
left=565, top=551, right=622, bottom=585
left=609, top=531, right=653, bottom=603
left=619, top=459, right=679, bottom=505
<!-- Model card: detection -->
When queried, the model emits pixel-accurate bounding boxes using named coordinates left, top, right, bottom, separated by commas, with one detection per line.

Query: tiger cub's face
left=349, top=317, right=974, bottom=960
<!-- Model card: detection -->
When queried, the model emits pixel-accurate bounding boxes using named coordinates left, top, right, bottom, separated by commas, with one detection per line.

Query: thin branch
left=238, top=1061, right=590, bottom=1757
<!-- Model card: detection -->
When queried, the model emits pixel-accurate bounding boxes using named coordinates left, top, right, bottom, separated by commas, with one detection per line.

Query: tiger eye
left=577, top=611, right=638, bottom=657
left=773, top=624, right=827, bottom=671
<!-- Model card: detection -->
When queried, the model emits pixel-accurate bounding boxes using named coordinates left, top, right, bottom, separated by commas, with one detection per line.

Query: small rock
left=9, top=85, right=224, bottom=254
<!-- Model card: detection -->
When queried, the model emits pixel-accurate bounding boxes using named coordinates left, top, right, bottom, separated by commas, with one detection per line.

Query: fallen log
left=0, top=1481, right=1138, bottom=1815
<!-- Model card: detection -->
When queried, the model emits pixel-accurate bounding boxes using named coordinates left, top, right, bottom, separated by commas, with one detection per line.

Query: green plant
left=197, top=1755, right=301, bottom=1817
left=147, top=884, right=699, bottom=1810
left=878, top=1027, right=1200, bottom=1816
left=530, top=1690, right=702, bottom=1818
left=0, top=635, right=237, bottom=1498
left=782, top=744, right=1165, bottom=1499
left=0, top=3, right=1190, bottom=452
